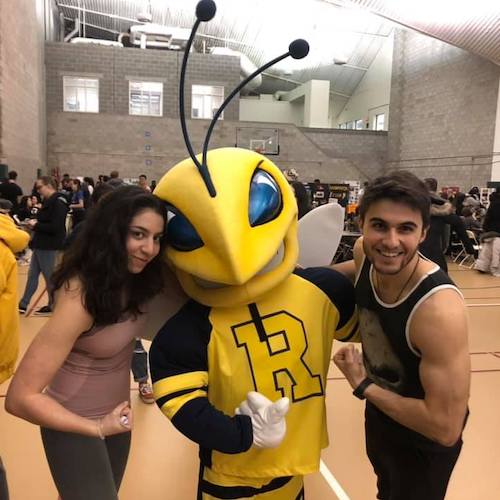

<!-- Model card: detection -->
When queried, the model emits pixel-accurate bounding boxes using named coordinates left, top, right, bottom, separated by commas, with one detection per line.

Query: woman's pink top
left=46, top=312, right=148, bottom=419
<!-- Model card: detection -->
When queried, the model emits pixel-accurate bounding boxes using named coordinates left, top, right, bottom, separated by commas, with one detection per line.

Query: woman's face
left=71, top=181, right=78, bottom=192
left=126, top=208, right=165, bottom=274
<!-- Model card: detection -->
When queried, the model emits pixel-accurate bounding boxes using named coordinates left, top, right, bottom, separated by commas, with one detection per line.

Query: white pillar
left=303, top=80, right=330, bottom=128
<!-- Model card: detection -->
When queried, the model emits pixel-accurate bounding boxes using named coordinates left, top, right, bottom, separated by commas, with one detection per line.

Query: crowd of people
left=0, top=162, right=491, bottom=499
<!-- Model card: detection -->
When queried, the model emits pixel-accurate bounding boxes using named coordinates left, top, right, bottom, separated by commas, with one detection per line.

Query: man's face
left=360, top=199, right=427, bottom=275
left=35, top=181, right=51, bottom=200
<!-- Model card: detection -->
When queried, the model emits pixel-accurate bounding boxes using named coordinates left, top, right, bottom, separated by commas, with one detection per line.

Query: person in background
left=13, top=196, right=32, bottom=223
left=461, top=207, right=482, bottom=235
left=0, top=170, right=23, bottom=212
left=291, top=181, right=311, bottom=219
left=149, top=180, right=157, bottom=192
left=0, top=207, right=30, bottom=500
left=420, top=178, right=473, bottom=273
left=18, top=176, right=68, bottom=316
left=463, top=187, right=481, bottom=210
left=69, top=178, right=86, bottom=228
left=107, top=170, right=124, bottom=188
left=474, top=188, right=500, bottom=276
left=6, top=186, right=182, bottom=500
left=59, top=177, right=73, bottom=204
left=83, top=177, right=95, bottom=196
left=138, top=174, right=151, bottom=192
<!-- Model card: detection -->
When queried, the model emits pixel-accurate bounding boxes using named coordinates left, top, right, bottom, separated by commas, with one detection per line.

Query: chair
left=458, top=230, right=481, bottom=268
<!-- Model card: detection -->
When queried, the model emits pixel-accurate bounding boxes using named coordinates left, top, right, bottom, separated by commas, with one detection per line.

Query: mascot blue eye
left=248, top=169, right=282, bottom=227
left=166, top=206, right=204, bottom=251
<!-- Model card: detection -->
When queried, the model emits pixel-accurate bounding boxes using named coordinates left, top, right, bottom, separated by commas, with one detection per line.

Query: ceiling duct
left=70, top=37, right=123, bottom=47
left=129, top=24, right=191, bottom=50
left=210, top=47, right=262, bottom=94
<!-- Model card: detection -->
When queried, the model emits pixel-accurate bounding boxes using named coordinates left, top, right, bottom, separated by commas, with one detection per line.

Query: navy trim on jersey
left=294, top=267, right=356, bottom=329
left=155, top=386, right=208, bottom=409
left=199, top=473, right=292, bottom=499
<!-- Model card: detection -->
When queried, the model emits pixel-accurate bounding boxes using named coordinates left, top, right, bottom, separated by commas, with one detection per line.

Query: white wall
left=336, top=31, right=394, bottom=131
left=239, top=95, right=302, bottom=125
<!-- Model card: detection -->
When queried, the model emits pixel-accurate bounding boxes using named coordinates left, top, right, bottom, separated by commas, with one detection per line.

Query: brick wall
left=47, top=113, right=377, bottom=183
left=46, top=42, right=383, bottom=184
left=303, top=128, right=387, bottom=181
left=0, top=0, right=45, bottom=189
left=45, top=43, right=241, bottom=120
left=388, top=29, right=500, bottom=189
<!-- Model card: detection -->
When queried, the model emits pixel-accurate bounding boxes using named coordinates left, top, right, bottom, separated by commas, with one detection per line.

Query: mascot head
left=154, top=0, right=309, bottom=307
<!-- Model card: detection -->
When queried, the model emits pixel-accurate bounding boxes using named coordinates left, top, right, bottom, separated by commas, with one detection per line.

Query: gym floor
left=1, top=262, right=499, bottom=499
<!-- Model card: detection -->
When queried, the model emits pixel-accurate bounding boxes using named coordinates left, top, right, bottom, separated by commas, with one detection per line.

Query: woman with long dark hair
left=6, top=185, right=184, bottom=499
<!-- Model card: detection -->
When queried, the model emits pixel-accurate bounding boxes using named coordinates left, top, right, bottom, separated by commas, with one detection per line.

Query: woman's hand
left=99, top=401, right=133, bottom=437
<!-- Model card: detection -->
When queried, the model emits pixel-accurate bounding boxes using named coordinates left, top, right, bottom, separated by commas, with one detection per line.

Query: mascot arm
left=294, top=267, right=360, bottom=342
left=149, top=304, right=253, bottom=454
left=334, top=308, right=360, bottom=342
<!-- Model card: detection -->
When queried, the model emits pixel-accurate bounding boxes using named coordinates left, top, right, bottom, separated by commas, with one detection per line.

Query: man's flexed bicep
left=411, top=288, right=470, bottom=446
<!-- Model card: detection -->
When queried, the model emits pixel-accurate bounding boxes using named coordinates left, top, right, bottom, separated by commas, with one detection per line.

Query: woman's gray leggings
left=40, top=427, right=131, bottom=500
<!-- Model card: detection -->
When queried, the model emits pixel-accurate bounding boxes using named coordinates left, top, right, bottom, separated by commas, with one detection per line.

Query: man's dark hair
left=52, top=185, right=168, bottom=326
left=110, top=170, right=119, bottom=179
left=423, top=178, right=438, bottom=192
left=38, top=175, right=57, bottom=190
left=461, top=207, right=473, bottom=217
left=359, top=171, right=431, bottom=228
left=139, top=174, right=147, bottom=180
left=8, top=170, right=18, bottom=180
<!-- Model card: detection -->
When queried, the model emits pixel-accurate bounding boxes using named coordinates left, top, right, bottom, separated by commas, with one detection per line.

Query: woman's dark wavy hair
left=358, top=171, right=431, bottom=228
left=52, top=185, right=168, bottom=325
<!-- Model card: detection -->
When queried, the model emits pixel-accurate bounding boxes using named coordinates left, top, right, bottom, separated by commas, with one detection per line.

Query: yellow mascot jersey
left=151, top=267, right=358, bottom=479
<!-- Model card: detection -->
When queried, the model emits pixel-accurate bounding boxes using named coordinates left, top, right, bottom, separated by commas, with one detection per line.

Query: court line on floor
left=466, top=303, right=500, bottom=307
left=320, top=460, right=350, bottom=500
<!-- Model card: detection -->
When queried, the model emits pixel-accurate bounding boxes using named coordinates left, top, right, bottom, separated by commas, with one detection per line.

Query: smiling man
left=333, top=171, right=470, bottom=500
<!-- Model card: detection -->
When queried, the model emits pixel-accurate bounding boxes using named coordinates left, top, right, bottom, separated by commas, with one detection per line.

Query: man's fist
left=235, top=392, right=289, bottom=448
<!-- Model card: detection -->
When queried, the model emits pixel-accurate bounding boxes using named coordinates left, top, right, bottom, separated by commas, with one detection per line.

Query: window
left=192, top=85, right=224, bottom=119
left=374, top=113, right=385, bottom=131
left=63, top=77, right=99, bottom=113
left=355, top=119, right=364, bottom=130
left=339, top=123, right=346, bottom=129
left=129, top=81, right=163, bottom=117
left=346, top=121, right=354, bottom=130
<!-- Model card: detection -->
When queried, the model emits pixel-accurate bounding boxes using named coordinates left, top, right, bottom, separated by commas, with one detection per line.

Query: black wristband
left=353, top=377, right=374, bottom=400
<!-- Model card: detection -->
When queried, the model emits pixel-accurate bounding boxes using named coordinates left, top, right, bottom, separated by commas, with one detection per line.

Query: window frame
left=63, top=76, right=99, bottom=113
left=191, top=84, right=224, bottom=120
left=129, top=80, right=164, bottom=117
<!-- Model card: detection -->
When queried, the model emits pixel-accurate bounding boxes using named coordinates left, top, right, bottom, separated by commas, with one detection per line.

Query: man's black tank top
left=355, top=255, right=462, bottom=448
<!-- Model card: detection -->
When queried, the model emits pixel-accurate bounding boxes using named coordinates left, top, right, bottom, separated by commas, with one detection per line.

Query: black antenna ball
left=289, top=39, right=309, bottom=59
left=196, top=0, right=217, bottom=22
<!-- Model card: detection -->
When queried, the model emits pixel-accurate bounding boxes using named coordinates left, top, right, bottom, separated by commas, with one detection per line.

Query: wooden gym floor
left=1, top=262, right=499, bottom=499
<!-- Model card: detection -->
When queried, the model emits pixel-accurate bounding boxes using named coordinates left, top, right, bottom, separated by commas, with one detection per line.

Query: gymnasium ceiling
left=55, top=0, right=500, bottom=107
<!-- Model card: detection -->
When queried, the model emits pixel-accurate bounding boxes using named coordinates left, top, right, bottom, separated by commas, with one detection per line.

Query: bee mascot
left=150, top=1, right=359, bottom=498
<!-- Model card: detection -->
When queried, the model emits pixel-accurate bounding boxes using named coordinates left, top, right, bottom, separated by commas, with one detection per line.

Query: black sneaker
left=34, top=305, right=52, bottom=316
left=18, top=304, right=27, bottom=314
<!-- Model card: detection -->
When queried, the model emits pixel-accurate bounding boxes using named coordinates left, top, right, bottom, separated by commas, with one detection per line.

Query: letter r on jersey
left=232, top=311, right=324, bottom=402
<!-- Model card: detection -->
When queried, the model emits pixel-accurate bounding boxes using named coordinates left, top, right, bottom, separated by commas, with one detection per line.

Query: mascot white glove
left=235, top=391, right=290, bottom=448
